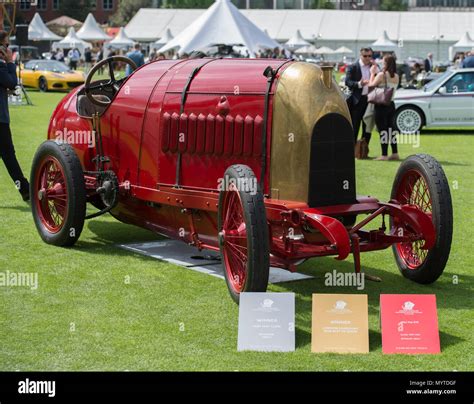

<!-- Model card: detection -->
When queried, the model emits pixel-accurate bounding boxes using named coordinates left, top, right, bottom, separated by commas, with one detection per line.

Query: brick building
left=17, top=0, right=118, bottom=24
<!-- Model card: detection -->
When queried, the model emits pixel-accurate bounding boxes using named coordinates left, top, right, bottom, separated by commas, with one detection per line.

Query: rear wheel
left=31, top=141, right=86, bottom=246
left=395, top=106, right=424, bottom=134
left=218, top=165, right=270, bottom=303
left=39, top=77, right=48, bottom=92
left=390, top=154, right=452, bottom=283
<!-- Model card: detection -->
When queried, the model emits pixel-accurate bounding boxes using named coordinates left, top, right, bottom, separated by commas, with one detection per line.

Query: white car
left=394, top=68, right=474, bottom=133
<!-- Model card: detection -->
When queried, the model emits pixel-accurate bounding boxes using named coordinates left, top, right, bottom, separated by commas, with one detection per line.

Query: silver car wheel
left=396, top=108, right=422, bottom=134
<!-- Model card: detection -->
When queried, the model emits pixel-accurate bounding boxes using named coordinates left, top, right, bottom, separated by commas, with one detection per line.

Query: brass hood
left=270, top=62, right=352, bottom=203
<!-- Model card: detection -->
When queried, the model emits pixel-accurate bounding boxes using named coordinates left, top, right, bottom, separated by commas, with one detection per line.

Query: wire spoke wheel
left=394, top=169, right=431, bottom=269
left=35, top=156, right=68, bottom=233
left=31, top=141, right=86, bottom=247
left=390, top=154, right=452, bottom=284
left=218, top=165, right=269, bottom=303
left=222, top=184, right=248, bottom=291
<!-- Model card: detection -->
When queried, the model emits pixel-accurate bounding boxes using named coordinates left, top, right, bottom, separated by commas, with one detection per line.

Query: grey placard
left=237, top=292, right=295, bottom=352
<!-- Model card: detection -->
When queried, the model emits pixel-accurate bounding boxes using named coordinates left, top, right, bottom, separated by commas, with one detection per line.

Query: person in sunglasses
left=0, top=30, right=29, bottom=201
left=345, top=47, right=376, bottom=154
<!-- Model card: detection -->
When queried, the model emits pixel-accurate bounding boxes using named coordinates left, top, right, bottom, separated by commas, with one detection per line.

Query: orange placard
left=311, top=294, right=369, bottom=354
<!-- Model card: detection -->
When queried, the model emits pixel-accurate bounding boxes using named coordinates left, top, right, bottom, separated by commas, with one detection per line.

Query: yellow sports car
left=19, top=59, right=85, bottom=92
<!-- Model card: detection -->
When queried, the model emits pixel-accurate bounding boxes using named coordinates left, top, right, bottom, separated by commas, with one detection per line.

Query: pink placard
left=380, top=294, right=440, bottom=354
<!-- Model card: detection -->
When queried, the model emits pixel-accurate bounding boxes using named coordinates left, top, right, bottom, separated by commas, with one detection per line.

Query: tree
left=379, top=0, right=408, bottom=11
left=110, top=0, right=154, bottom=26
left=58, top=0, right=95, bottom=22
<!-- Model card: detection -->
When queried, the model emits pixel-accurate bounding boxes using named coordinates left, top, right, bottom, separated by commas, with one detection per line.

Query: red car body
left=32, top=57, right=452, bottom=302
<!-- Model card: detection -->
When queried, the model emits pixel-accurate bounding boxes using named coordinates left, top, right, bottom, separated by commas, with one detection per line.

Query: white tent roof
left=295, top=44, right=317, bottom=55
left=53, top=27, right=92, bottom=51
left=286, top=29, right=310, bottom=49
left=108, top=27, right=135, bottom=49
left=335, top=46, right=354, bottom=54
left=126, top=8, right=474, bottom=43
left=146, top=0, right=280, bottom=56
left=371, top=30, right=397, bottom=51
left=452, top=32, right=474, bottom=50
left=314, top=46, right=335, bottom=54
left=77, top=13, right=111, bottom=41
left=28, top=13, right=62, bottom=41
left=154, top=28, right=174, bottom=47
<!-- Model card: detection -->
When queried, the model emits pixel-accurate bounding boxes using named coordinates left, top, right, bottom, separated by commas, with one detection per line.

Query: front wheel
left=30, top=141, right=86, bottom=246
left=218, top=165, right=270, bottom=303
left=390, top=154, right=453, bottom=284
left=39, top=77, right=48, bottom=92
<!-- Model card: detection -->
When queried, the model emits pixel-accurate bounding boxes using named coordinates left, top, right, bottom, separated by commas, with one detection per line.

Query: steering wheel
left=84, top=56, right=138, bottom=107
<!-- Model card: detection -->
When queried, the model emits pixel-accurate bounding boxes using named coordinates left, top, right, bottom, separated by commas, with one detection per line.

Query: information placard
left=311, top=294, right=369, bottom=353
left=237, top=292, right=295, bottom=352
left=380, top=294, right=440, bottom=354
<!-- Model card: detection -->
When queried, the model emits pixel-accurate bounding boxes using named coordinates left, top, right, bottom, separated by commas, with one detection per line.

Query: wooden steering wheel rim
left=84, top=56, right=138, bottom=107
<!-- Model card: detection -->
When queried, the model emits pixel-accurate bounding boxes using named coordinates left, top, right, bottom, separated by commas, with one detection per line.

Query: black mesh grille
left=308, top=113, right=356, bottom=207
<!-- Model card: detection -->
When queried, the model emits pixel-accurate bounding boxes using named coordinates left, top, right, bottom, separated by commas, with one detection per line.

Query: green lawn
left=0, top=91, right=473, bottom=371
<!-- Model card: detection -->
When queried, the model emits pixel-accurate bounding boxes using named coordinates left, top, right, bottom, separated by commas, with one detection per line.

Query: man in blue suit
left=0, top=31, right=29, bottom=201
left=125, top=44, right=145, bottom=76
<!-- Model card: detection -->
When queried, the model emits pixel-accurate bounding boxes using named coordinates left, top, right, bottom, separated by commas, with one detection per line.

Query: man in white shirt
left=345, top=47, right=375, bottom=145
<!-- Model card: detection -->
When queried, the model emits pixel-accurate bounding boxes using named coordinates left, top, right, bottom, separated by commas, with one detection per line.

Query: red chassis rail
left=84, top=178, right=436, bottom=274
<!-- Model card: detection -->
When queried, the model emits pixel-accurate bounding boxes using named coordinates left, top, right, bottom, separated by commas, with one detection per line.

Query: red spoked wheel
left=221, top=183, right=248, bottom=292
left=391, top=154, right=452, bottom=284
left=31, top=141, right=86, bottom=246
left=218, top=165, right=269, bottom=303
left=35, top=156, right=68, bottom=233
left=394, top=169, right=431, bottom=269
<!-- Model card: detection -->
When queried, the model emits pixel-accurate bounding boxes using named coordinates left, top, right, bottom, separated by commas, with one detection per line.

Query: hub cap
left=396, top=109, right=422, bottom=134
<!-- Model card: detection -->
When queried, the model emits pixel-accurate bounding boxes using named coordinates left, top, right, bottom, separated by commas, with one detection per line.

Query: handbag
left=368, top=73, right=394, bottom=106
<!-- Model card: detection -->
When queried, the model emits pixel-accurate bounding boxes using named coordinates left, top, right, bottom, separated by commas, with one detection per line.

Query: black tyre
left=30, top=141, right=86, bottom=246
left=390, top=154, right=453, bottom=284
left=395, top=105, right=424, bottom=134
left=39, top=77, right=48, bottom=92
left=218, top=164, right=270, bottom=303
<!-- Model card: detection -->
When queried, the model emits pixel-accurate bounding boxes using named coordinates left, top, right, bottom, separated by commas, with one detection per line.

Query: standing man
left=67, top=48, right=80, bottom=70
left=0, top=31, right=29, bottom=201
left=84, top=47, right=92, bottom=74
left=125, top=44, right=145, bottom=76
left=461, top=50, right=474, bottom=68
left=424, top=52, right=434, bottom=72
left=345, top=47, right=374, bottom=145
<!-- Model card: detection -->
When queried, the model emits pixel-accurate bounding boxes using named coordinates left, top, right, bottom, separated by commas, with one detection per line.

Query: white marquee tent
left=125, top=7, right=474, bottom=60
left=335, top=46, right=354, bottom=55
left=371, top=31, right=397, bottom=52
left=28, top=13, right=62, bottom=41
left=452, top=32, right=474, bottom=51
left=314, top=46, right=335, bottom=55
left=285, top=29, right=310, bottom=49
left=143, top=0, right=280, bottom=56
left=153, top=28, right=174, bottom=50
left=52, top=27, right=92, bottom=53
left=77, top=13, right=111, bottom=42
left=295, top=44, right=317, bottom=55
left=107, top=27, right=135, bottom=49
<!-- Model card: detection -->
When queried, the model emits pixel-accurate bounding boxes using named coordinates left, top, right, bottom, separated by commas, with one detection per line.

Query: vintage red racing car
left=30, top=56, right=453, bottom=302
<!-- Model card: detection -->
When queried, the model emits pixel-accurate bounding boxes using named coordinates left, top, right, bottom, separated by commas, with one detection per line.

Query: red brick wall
left=18, top=0, right=118, bottom=25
